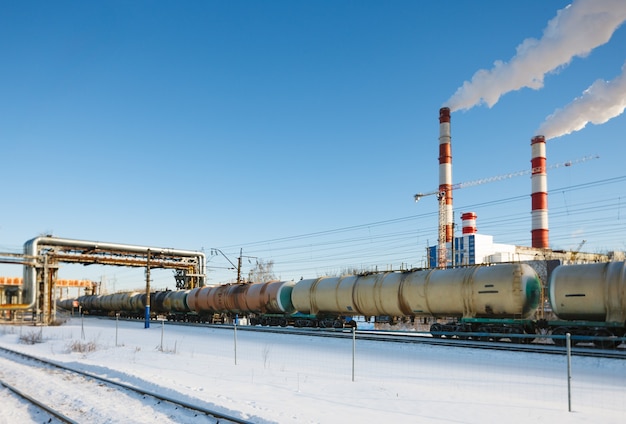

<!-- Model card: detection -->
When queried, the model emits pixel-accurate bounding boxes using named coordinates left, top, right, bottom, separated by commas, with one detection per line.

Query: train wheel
left=520, top=334, right=532, bottom=344
left=477, top=326, right=491, bottom=342
left=551, top=328, right=568, bottom=347
left=430, top=323, right=443, bottom=338
left=511, top=334, right=530, bottom=344
left=594, top=329, right=619, bottom=349
left=509, top=328, right=529, bottom=344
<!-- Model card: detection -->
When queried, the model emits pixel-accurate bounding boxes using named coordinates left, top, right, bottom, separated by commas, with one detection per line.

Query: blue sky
left=1, top=1, right=625, bottom=290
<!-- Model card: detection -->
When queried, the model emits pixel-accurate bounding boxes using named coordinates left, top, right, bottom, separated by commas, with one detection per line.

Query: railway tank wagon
left=245, top=280, right=296, bottom=326
left=548, top=261, right=626, bottom=347
left=67, top=290, right=190, bottom=319
left=163, top=290, right=190, bottom=313
left=185, top=281, right=296, bottom=325
left=58, top=262, right=626, bottom=348
left=292, top=263, right=542, bottom=334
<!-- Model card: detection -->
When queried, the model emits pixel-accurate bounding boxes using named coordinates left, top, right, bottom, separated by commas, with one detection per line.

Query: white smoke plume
left=445, top=0, right=626, bottom=112
left=537, top=61, right=626, bottom=140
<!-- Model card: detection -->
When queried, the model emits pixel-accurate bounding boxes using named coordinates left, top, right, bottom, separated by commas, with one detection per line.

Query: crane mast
left=437, top=191, right=447, bottom=269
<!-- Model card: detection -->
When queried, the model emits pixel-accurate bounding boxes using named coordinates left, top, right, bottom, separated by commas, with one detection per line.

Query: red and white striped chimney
left=531, top=135, right=549, bottom=248
left=461, top=212, right=477, bottom=235
left=439, top=107, right=453, bottom=243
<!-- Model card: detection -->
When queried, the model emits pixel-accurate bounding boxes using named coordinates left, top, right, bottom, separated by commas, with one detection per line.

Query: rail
left=0, top=345, right=253, bottom=424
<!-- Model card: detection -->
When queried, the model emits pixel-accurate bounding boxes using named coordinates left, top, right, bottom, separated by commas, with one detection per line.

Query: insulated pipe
left=439, top=107, right=453, bottom=242
left=531, top=136, right=549, bottom=248
left=17, top=236, right=206, bottom=311
left=0, top=240, right=39, bottom=310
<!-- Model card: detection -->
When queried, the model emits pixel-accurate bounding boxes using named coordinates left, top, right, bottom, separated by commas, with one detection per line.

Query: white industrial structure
left=427, top=211, right=623, bottom=269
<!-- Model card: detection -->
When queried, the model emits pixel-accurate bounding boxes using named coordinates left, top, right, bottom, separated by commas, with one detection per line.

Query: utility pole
left=145, top=249, right=151, bottom=329
left=209, top=248, right=258, bottom=284
left=237, top=248, right=243, bottom=284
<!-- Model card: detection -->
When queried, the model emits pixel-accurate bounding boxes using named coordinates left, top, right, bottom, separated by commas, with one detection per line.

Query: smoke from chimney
left=444, top=0, right=626, bottom=112
left=537, top=61, right=626, bottom=140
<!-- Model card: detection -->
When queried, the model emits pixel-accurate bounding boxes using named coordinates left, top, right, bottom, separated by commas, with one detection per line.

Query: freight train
left=58, top=261, right=626, bottom=348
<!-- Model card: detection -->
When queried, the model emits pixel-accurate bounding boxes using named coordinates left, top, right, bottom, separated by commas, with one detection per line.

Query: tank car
left=76, top=294, right=100, bottom=312
left=547, top=261, right=626, bottom=347
left=57, top=298, right=79, bottom=311
left=57, top=261, right=626, bottom=348
left=68, top=291, right=179, bottom=320
left=163, top=290, right=188, bottom=311
left=186, top=281, right=297, bottom=325
left=292, top=263, right=541, bottom=335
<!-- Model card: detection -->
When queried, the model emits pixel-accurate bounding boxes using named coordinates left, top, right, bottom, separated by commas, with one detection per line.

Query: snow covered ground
left=0, top=316, right=624, bottom=423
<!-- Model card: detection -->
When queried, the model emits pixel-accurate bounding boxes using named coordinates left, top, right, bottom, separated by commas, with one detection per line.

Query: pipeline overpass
left=0, top=236, right=206, bottom=324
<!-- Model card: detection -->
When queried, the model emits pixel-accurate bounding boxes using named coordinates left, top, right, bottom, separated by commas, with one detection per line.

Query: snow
left=0, top=316, right=624, bottom=424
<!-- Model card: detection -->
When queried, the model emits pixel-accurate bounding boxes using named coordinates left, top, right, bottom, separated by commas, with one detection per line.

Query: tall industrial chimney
left=461, top=212, right=477, bottom=235
left=439, top=107, right=453, bottom=243
left=531, top=135, right=549, bottom=248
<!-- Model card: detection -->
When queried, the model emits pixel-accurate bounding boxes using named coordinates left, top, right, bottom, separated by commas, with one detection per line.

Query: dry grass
left=66, top=340, right=98, bottom=353
left=19, top=329, right=44, bottom=345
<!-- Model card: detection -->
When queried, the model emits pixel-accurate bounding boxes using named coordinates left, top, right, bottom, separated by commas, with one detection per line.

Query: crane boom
left=414, top=154, right=599, bottom=268
left=415, top=155, right=599, bottom=202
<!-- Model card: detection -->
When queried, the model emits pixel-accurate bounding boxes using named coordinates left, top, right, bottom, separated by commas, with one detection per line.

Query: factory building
left=427, top=211, right=623, bottom=271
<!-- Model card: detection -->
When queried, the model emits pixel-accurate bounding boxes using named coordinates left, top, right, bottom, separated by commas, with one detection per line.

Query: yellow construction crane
left=414, top=155, right=599, bottom=269
left=570, top=239, right=587, bottom=262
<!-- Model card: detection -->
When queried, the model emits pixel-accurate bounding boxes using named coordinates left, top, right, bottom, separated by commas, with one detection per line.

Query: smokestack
left=439, top=107, right=453, bottom=243
left=531, top=135, right=549, bottom=248
left=461, top=212, right=477, bottom=235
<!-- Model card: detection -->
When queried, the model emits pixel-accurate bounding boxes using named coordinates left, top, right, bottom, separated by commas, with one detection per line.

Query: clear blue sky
left=1, top=1, right=625, bottom=291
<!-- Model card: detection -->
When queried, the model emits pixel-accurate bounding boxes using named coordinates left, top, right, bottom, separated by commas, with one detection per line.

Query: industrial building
left=427, top=211, right=623, bottom=270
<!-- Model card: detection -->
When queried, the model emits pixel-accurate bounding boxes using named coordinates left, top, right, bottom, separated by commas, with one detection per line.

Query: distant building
left=427, top=212, right=623, bottom=280
left=428, top=233, right=621, bottom=269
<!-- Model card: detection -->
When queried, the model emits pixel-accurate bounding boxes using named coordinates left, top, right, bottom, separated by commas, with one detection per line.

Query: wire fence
left=26, top=318, right=626, bottom=422
left=166, top=323, right=626, bottom=418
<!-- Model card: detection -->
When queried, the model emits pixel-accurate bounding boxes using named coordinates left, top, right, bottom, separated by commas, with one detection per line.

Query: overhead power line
left=211, top=175, right=626, bottom=281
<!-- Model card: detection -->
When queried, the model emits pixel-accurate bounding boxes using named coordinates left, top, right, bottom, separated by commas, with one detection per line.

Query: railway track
left=148, top=318, right=626, bottom=359
left=95, top=315, right=626, bottom=359
left=0, top=345, right=253, bottom=424
left=0, top=378, right=77, bottom=423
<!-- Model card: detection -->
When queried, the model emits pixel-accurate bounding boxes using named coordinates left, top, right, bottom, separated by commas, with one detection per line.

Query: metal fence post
left=160, top=319, right=165, bottom=351
left=352, top=326, right=356, bottom=382
left=234, top=322, right=238, bottom=365
left=566, top=332, right=572, bottom=412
